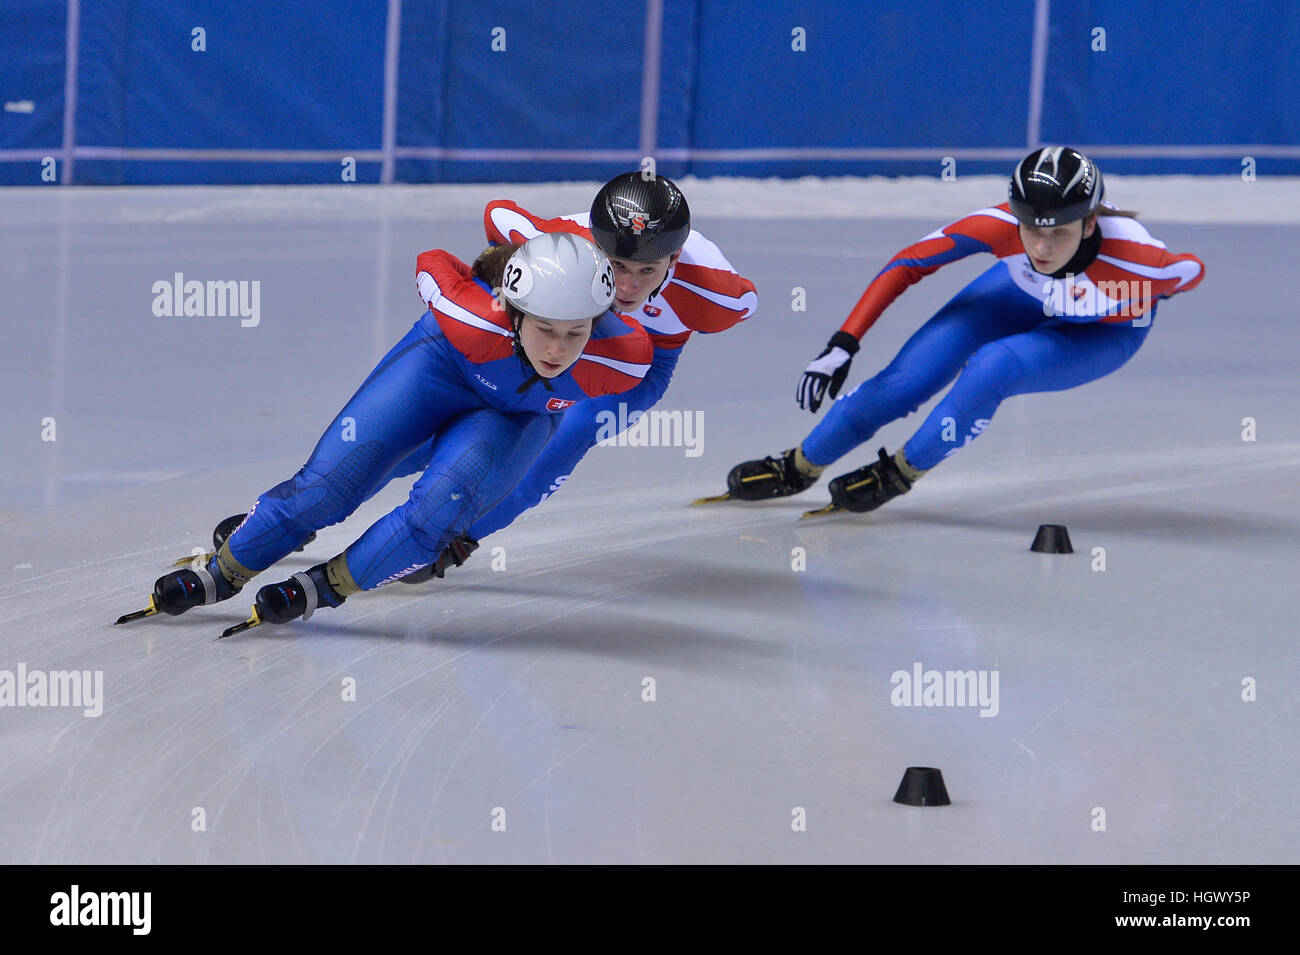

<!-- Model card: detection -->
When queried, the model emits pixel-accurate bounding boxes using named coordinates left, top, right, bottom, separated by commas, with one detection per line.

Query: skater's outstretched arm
left=797, top=207, right=1023, bottom=411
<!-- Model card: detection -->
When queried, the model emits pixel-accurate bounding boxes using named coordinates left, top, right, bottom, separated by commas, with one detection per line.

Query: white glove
left=796, top=331, right=860, bottom=412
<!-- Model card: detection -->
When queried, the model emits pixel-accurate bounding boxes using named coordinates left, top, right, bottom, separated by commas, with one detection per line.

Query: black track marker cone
left=1030, top=524, right=1073, bottom=553
left=893, top=767, right=951, bottom=807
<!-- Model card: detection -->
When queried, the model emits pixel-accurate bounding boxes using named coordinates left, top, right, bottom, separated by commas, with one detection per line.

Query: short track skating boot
left=826, top=447, right=915, bottom=513
left=398, top=533, right=480, bottom=585
left=220, top=563, right=346, bottom=637
left=115, top=554, right=242, bottom=624
left=212, top=514, right=246, bottom=551
left=695, top=447, right=824, bottom=504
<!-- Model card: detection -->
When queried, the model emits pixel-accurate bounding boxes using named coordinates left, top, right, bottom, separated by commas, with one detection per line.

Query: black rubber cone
left=1030, top=524, right=1073, bottom=553
left=893, top=767, right=951, bottom=807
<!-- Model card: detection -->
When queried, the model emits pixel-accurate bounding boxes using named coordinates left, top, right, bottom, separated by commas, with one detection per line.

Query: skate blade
left=219, top=606, right=264, bottom=640
left=800, top=503, right=843, bottom=520
left=114, top=593, right=161, bottom=625
left=690, top=491, right=733, bottom=505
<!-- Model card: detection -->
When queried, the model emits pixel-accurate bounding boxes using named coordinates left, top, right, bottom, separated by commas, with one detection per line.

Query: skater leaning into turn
left=400, top=172, right=756, bottom=578
left=116, top=233, right=652, bottom=634
left=712, top=146, right=1204, bottom=518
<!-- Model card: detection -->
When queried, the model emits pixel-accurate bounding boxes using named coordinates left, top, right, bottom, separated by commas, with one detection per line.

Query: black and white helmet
left=500, top=233, right=615, bottom=321
left=588, top=172, right=691, bottom=261
left=1009, top=146, right=1104, bottom=227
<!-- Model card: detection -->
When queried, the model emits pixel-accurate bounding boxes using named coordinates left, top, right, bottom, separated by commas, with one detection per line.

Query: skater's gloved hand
left=797, top=331, right=860, bottom=412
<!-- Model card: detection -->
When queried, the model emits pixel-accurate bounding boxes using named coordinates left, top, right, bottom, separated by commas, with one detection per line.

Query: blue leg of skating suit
left=339, top=409, right=556, bottom=590
left=224, top=322, right=481, bottom=573
left=801, top=266, right=1152, bottom=471
left=901, top=311, right=1151, bottom=469
left=381, top=345, right=682, bottom=540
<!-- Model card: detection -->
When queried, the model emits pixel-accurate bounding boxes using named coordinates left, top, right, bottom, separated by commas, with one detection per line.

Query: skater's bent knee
left=406, top=441, right=496, bottom=547
left=262, top=440, right=388, bottom=530
left=848, top=366, right=934, bottom=417
left=964, top=341, right=1025, bottom=384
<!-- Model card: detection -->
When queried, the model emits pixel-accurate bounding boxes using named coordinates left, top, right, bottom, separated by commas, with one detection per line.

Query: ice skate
left=114, top=555, right=242, bottom=624
left=695, top=447, right=822, bottom=504
left=220, top=563, right=345, bottom=638
left=824, top=447, right=913, bottom=514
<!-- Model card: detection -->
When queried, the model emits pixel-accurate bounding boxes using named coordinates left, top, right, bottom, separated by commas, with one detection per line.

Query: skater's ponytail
left=1087, top=206, right=1140, bottom=239
left=472, top=243, right=525, bottom=323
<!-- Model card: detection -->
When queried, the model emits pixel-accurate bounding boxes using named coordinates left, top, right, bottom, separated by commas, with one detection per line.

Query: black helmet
left=589, top=173, right=691, bottom=261
left=1009, top=146, right=1104, bottom=227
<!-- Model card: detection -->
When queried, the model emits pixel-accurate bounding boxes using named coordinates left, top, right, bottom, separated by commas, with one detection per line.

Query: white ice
left=0, top=178, right=1296, bottom=863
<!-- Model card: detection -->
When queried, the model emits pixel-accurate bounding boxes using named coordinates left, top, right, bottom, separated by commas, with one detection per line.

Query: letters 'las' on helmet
left=1009, top=146, right=1105, bottom=227
left=588, top=172, right=691, bottom=261
left=500, top=232, right=615, bottom=322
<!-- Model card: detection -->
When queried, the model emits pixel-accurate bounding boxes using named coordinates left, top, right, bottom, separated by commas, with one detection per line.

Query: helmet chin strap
left=511, top=313, right=531, bottom=367
left=1048, top=224, right=1102, bottom=280
left=511, top=314, right=550, bottom=389
left=645, top=254, right=679, bottom=302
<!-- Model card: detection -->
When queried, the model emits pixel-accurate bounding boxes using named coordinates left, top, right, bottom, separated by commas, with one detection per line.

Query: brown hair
left=1086, top=207, right=1140, bottom=241
left=472, top=243, right=525, bottom=323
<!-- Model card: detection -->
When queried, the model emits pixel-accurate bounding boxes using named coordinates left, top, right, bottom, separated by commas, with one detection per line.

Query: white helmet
left=500, top=233, right=615, bottom=321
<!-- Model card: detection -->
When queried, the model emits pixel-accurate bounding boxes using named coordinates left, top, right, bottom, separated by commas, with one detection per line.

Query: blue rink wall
left=2, top=0, right=1298, bottom=185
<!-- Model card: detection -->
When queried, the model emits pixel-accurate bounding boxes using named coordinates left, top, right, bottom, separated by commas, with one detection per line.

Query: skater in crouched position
left=716, top=146, right=1205, bottom=517
left=116, top=233, right=652, bottom=634
left=412, top=172, right=756, bottom=577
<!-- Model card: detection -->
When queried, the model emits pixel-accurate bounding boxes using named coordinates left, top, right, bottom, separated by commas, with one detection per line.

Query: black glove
left=796, top=330, right=860, bottom=412
left=432, top=534, right=479, bottom=578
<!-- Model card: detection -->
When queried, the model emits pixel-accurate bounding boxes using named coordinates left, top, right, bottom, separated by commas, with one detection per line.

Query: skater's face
left=518, top=315, right=594, bottom=377
left=608, top=252, right=679, bottom=312
left=1020, top=216, right=1096, bottom=274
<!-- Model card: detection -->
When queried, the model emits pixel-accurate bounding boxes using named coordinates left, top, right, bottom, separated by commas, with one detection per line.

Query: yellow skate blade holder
left=114, top=593, right=161, bottom=625
left=220, top=605, right=264, bottom=640
left=799, top=503, right=843, bottom=521
left=690, top=491, right=733, bottom=505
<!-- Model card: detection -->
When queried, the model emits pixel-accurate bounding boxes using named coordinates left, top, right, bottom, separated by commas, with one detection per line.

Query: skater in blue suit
left=117, top=234, right=652, bottom=633
left=404, top=173, right=756, bottom=582
left=717, top=147, right=1204, bottom=517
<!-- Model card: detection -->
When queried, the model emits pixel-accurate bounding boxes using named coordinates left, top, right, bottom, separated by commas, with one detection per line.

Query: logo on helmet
left=618, top=211, right=660, bottom=234
left=1034, top=216, right=1056, bottom=226
left=1077, top=161, right=1096, bottom=195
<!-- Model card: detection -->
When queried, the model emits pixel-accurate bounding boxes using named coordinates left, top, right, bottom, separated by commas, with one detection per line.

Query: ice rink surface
left=1, top=178, right=1296, bottom=863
